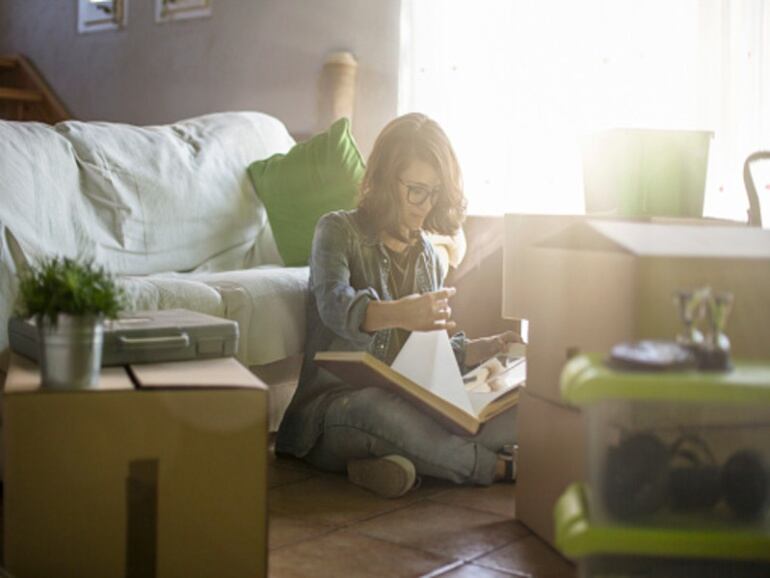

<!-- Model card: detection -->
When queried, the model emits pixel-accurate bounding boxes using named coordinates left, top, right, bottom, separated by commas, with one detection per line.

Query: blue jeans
left=303, top=387, right=517, bottom=485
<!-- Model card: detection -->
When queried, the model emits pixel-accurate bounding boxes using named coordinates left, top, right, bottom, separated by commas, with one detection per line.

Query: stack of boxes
left=502, top=214, right=770, bottom=546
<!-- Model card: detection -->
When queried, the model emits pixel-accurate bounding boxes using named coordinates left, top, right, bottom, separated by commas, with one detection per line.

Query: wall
left=0, top=0, right=401, bottom=153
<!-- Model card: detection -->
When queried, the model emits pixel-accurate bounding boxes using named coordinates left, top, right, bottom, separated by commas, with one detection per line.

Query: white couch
left=0, top=111, right=309, bottom=430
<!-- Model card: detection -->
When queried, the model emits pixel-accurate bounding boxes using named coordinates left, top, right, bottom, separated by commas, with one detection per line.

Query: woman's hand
left=397, top=287, right=457, bottom=332
left=362, top=287, right=457, bottom=333
left=465, top=330, right=524, bottom=368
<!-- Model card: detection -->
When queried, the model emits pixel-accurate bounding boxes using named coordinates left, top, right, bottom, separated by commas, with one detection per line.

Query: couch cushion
left=116, top=275, right=225, bottom=318
left=185, top=267, right=309, bottom=366
left=247, top=117, right=364, bottom=267
left=56, top=112, right=294, bottom=275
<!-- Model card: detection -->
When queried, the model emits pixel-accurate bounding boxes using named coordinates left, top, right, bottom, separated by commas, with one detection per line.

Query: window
left=400, top=0, right=770, bottom=219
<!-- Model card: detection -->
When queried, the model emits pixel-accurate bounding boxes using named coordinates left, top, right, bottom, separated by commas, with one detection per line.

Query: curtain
left=399, top=0, right=770, bottom=220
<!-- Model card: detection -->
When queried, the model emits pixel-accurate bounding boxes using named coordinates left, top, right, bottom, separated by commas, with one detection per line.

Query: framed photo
left=156, top=0, right=212, bottom=23
left=77, top=0, right=127, bottom=34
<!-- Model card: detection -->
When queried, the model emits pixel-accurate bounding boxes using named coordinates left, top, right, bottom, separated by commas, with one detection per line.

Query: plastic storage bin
left=582, top=128, right=712, bottom=218
left=555, top=483, right=770, bottom=578
left=561, top=355, right=770, bottom=531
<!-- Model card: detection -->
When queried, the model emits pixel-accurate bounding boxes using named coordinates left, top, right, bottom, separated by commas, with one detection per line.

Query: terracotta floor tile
left=429, top=483, right=518, bottom=518
left=436, top=563, right=524, bottom=577
left=353, top=500, right=529, bottom=562
left=268, top=512, right=336, bottom=550
left=268, top=529, right=453, bottom=578
left=268, top=474, right=435, bottom=526
left=474, top=535, right=576, bottom=578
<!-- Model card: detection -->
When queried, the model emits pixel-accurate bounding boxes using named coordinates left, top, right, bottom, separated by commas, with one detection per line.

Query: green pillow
left=248, top=117, right=365, bottom=266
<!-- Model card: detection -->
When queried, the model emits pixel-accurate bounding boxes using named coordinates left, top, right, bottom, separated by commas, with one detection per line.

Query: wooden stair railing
left=0, top=54, right=71, bottom=123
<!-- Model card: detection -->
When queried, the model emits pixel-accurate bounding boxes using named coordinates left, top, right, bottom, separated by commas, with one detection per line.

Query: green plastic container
left=561, top=355, right=770, bottom=531
left=582, top=129, right=713, bottom=218
left=561, top=354, right=770, bottom=407
left=556, top=483, right=770, bottom=577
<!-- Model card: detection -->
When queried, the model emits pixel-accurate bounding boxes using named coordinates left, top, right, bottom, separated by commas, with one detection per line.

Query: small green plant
left=17, top=256, right=125, bottom=325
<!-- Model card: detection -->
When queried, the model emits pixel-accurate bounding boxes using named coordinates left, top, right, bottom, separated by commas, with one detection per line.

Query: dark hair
left=357, top=113, right=466, bottom=240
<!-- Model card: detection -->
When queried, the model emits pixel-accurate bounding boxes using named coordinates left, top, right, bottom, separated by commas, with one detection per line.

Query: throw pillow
left=247, top=117, right=365, bottom=266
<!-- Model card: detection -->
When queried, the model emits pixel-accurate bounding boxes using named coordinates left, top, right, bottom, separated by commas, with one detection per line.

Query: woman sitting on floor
left=276, top=113, right=522, bottom=498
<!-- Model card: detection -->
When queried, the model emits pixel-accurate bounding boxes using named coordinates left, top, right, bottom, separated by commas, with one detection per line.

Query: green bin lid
left=560, top=354, right=770, bottom=406
left=555, top=483, right=770, bottom=561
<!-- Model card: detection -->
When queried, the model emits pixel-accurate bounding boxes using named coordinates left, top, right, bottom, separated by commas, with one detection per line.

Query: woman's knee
left=325, top=387, right=404, bottom=429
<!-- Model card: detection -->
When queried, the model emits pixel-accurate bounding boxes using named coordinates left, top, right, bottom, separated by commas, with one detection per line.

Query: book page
left=467, top=359, right=526, bottom=415
left=391, top=331, right=475, bottom=416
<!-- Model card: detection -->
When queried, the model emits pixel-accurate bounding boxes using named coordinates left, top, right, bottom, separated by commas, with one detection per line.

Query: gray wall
left=0, top=0, right=401, bottom=154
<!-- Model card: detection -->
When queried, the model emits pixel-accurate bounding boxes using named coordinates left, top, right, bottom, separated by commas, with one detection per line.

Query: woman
left=276, top=113, right=522, bottom=498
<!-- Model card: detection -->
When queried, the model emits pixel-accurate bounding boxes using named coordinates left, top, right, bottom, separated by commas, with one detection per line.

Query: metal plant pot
left=38, top=314, right=104, bottom=389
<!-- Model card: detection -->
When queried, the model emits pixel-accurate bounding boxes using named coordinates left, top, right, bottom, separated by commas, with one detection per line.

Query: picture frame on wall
left=77, top=0, right=128, bottom=34
left=155, top=0, right=212, bottom=23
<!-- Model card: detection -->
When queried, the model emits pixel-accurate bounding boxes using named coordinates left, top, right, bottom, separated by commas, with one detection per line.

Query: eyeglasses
left=399, top=179, right=442, bottom=206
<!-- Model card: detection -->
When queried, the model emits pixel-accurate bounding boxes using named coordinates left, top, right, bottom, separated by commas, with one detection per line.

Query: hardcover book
left=314, top=330, right=526, bottom=435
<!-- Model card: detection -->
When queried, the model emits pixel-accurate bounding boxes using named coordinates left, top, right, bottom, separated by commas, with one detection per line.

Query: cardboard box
left=504, top=215, right=770, bottom=403
left=3, top=355, right=268, bottom=578
left=515, top=389, right=585, bottom=546
left=503, top=214, right=770, bottom=546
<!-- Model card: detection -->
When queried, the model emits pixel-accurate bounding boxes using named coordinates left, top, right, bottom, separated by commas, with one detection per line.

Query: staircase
left=0, top=54, right=70, bottom=123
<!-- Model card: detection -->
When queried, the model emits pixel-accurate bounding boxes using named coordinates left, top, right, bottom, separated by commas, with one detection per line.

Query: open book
left=314, top=331, right=526, bottom=435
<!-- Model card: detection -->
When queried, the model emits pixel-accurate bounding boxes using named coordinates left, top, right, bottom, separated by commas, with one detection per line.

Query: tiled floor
left=268, top=446, right=577, bottom=578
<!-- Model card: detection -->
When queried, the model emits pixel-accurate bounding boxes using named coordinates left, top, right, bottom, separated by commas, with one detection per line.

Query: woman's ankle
left=494, top=457, right=507, bottom=481
left=494, top=444, right=518, bottom=483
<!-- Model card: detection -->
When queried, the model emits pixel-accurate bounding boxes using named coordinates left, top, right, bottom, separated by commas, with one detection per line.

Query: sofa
left=0, top=111, right=466, bottom=430
left=0, top=111, right=311, bottom=430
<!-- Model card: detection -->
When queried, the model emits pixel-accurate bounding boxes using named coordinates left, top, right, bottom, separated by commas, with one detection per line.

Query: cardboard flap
left=129, top=358, right=266, bottom=390
left=537, top=221, right=632, bottom=255
left=539, top=220, right=770, bottom=259
left=5, top=353, right=134, bottom=393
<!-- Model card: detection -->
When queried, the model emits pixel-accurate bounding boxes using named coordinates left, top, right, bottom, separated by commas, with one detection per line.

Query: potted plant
left=17, top=256, right=125, bottom=389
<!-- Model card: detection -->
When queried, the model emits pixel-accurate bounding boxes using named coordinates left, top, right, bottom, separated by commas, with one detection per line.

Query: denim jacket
left=276, top=209, right=468, bottom=457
